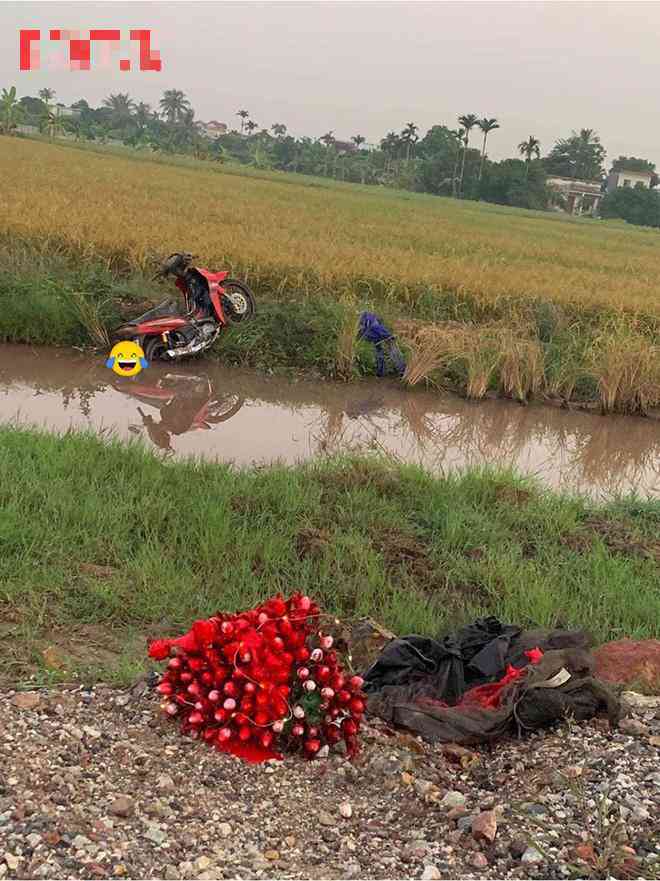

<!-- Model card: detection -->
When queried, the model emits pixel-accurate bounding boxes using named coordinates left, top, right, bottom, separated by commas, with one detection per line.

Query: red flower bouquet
left=148, top=593, right=365, bottom=763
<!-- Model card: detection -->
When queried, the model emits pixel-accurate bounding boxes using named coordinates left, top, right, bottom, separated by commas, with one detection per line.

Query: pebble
left=83, top=724, right=101, bottom=738
left=510, top=837, right=528, bottom=859
left=457, top=815, right=475, bottom=834
left=4, top=855, right=19, bottom=872
left=619, top=718, right=650, bottom=736
left=2, top=683, right=658, bottom=880
left=472, top=810, right=498, bottom=843
left=264, top=850, right=280, bottom=861
left=522, top=802, right=547, bottom=817
left=471, top=852, right=489, bottom=869
left=10, top=692, right=41, bottom=710
left=145, top=824, right=166, bottom=845
left=110, top=796, right=135, bottom=818
left=441, top=790, right=467, bottom=809
left=157, top=773, right=176, bottom=792
left=71, top=834, right=90, bottom=850
left=521, top=846, right=544, bottom=864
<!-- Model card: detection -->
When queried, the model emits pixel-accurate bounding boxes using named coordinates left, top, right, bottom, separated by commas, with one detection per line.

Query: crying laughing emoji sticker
left=106, top=341, right=149, bottom=377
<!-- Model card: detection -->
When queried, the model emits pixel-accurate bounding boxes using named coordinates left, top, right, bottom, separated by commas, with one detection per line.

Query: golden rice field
left=3, top=136, right=660, bottom=315
left=1, top=136, right=659, bottom=413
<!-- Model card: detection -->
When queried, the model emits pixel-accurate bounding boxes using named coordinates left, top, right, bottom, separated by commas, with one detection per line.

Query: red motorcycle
left=113, top=252, right=256, bottom=362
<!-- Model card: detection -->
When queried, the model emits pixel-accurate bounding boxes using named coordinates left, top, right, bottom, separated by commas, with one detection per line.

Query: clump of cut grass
left=399, top=323, right=459, bottom=387
left=454, top=325, right=503, bottom=400
left=587, top=317, right=660, bottom=414
left=497, top=323, right=545, bottom=402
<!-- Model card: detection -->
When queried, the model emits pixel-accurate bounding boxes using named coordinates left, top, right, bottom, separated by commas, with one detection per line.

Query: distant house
left=55, top=104, right=78, bottom=118
left=333, top=140, right=358, bottom=155
left=546, top=176, right=603, bottom=216
left=606, top=169, right=654, bottom=192
left=200, top=120, right=228, bottom=139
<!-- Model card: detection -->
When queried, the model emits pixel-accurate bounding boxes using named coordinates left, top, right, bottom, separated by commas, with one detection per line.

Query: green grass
left=1, top=425, right=658, bottom=685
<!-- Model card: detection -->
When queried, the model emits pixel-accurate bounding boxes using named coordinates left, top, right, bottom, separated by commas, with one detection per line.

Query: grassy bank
left=1, top=425, right=658, bottom=685
left=2, top=137, right=660, bottom=410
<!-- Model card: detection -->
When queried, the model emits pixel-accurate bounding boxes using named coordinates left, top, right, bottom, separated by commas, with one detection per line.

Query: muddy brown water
left=1, top=344, right=659, bottom=498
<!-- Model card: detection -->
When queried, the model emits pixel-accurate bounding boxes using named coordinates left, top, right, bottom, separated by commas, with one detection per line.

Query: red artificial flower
left=525, top=647, right=544, bottom=665
left=148, top=639, right=171, bottom=660
left=171, top=629, right=199, bottom=654
left=192, top=618, right=217, bottom=647
left=149, top=593, right=361, bottom=764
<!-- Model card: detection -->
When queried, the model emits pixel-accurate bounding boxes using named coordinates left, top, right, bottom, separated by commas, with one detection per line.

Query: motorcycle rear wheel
left=222, top=279, right=256, bottom=323
left=144, top=336, right=172, bottom=363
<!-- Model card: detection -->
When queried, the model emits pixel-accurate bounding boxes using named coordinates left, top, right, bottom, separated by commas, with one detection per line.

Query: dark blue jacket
left=358, top=312, right=393, bottom=345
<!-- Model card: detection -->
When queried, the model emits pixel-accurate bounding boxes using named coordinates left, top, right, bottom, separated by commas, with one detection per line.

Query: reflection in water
left=114, top=373, right=243, bottom=453
left=0, top=344, right=658, bottom=498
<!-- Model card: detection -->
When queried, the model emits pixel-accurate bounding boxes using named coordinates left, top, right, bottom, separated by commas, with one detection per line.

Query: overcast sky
left=3, top=0, right=659, bottom=162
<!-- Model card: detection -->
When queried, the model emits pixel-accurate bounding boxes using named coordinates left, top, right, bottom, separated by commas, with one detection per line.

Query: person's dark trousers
left=375, top=338, right=406, bottom=377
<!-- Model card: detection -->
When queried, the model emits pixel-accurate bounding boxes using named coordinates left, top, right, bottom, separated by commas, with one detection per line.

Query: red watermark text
left=20, top=29, right=162, bottom=72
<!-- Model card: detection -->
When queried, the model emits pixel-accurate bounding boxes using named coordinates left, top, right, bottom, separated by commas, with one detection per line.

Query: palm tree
left=0, top=86, right=21, bottom=135
left=103, top=93, right=135, bottom=128
left=518, top=135, right=541, bottom=176
left=237, top=109, right=249, bottom=134
left=451, top=129, right=466, bottom=197
left=245, top=119, right=258, bottom=135
left=39, top=108, right=64, bottom=139
left=38, top=88, right=55, bottom=105
left=271, top=122, right=287, bottom=138
left=477, top=117, right=500, bottom=181
left=319, top=132, right=336, bottom=176
left=134, top=102, right=152, bottom=131
left=401, top=122, right=419, bottom=161
left=457, top=113, right=479, bottom=196
left=159, top=90, right=191, bottom=124
left=380, top=131, right=401, bottom=172
left=352, top=134, right=366, bottom=149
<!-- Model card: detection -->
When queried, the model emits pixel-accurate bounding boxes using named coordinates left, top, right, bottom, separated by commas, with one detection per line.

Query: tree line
left=2, top=85, right=658, bottom=226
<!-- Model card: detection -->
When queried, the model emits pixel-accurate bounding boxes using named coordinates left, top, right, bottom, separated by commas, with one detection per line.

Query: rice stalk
left=399, top=324, right=458, bottom=386
left=497, top=325, right=545, bottom=402
left=587, top=319, right=660, bottom=414
left=334, top=302, right=360, bottom=381
left=65, top=290, right=110, bottom=348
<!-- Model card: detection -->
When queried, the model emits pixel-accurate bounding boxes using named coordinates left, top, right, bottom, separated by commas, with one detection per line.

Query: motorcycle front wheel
left=221, top=279, right=256, bottom=324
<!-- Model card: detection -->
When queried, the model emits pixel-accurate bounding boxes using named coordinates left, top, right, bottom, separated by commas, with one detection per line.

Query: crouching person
left=357, top=312, right=406, bottom=377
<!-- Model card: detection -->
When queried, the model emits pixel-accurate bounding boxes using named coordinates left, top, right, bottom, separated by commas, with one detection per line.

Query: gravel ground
left=1, top=684, right=659, bottom=881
